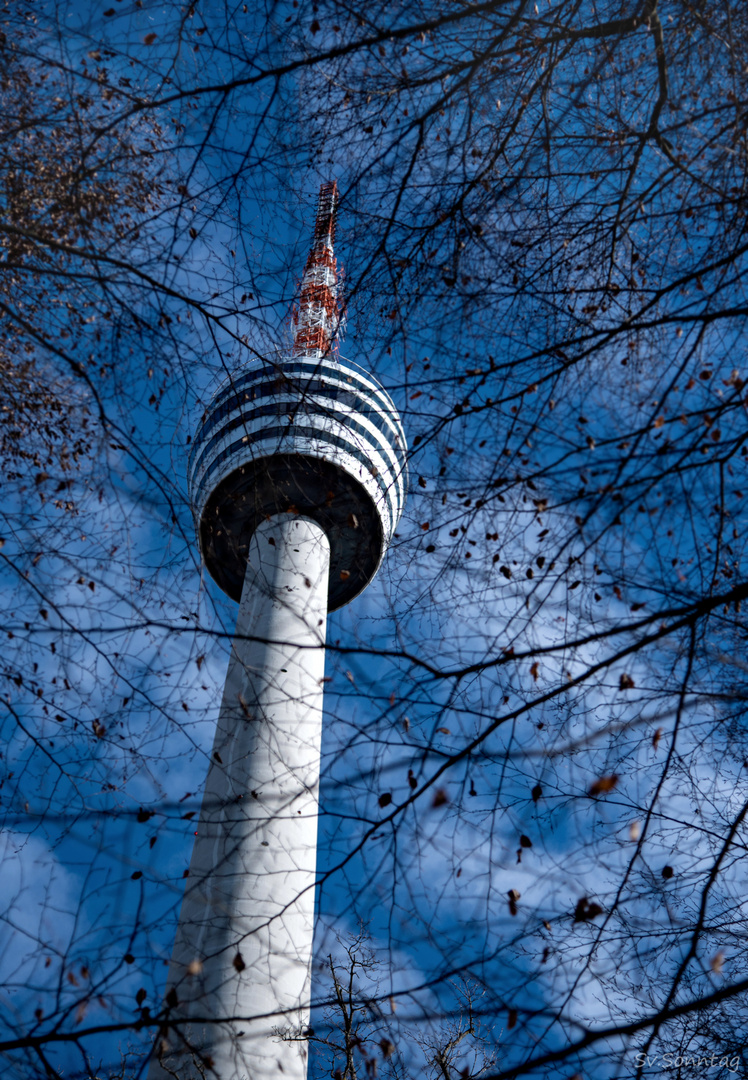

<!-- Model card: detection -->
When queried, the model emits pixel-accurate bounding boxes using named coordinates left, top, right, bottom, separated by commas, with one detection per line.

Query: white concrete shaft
left=149, top=515, right=330, bottom=1080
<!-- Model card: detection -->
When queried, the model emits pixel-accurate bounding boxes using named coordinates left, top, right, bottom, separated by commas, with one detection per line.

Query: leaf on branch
left=378, top=792, right=392, bottom=808
left=143, top=33, right=157, bottom=45
left=379, top=1039, right=395, bottom=1059
left=432, top=788, right=449, bottom=808
left=233, top=953, right=246, bottom=972
left=507, top=888, right=521, bottom=916
left=573, top=897, right=603, bottom=923
left=589, top=774, right=618, bottom=797
left=519, top=834, right=532, bottom=848
left=619, top=673, right=635, bottom=690
left=531, top=783, right=542, bottom=802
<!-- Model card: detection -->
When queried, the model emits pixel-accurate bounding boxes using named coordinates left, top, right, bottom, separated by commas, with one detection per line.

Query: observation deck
left=189, top=352, right=408, bottom=609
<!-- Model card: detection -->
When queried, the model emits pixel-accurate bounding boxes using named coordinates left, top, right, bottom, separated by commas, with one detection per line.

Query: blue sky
left=2, top=2, right=748, bottom=1078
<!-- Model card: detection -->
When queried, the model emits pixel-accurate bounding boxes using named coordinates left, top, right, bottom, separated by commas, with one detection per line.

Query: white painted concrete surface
left=149, top=515, right=330, bottom=1080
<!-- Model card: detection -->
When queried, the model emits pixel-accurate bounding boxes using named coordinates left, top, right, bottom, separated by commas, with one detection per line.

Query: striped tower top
left=189, top=352, right=407, bottom=608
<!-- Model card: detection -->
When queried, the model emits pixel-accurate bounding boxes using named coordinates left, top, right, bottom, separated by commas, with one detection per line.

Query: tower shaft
left=150, top=516, right=330, bottom=1080
left=164, top=180, right=406, bottom=1079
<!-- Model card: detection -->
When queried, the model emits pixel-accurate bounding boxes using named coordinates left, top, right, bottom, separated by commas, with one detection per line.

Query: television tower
left=149, top=182, right=407, bottom=1080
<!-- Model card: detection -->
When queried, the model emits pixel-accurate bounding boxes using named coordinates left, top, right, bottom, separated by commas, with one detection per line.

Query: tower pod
left=189, top=353, right=408, bottom=609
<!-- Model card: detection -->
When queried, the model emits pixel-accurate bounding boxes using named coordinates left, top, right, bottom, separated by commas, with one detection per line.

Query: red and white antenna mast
left=292, top=181, right=344, bottom=359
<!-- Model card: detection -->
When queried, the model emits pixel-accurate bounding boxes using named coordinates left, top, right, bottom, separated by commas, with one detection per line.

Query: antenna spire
left=292, top=181, right=343, bottom=358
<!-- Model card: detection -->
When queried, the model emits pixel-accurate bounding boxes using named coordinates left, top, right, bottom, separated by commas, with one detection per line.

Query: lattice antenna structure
left=292, top=181, right=344, bottom=358
left=149, top=184, right=407, bottom=1080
